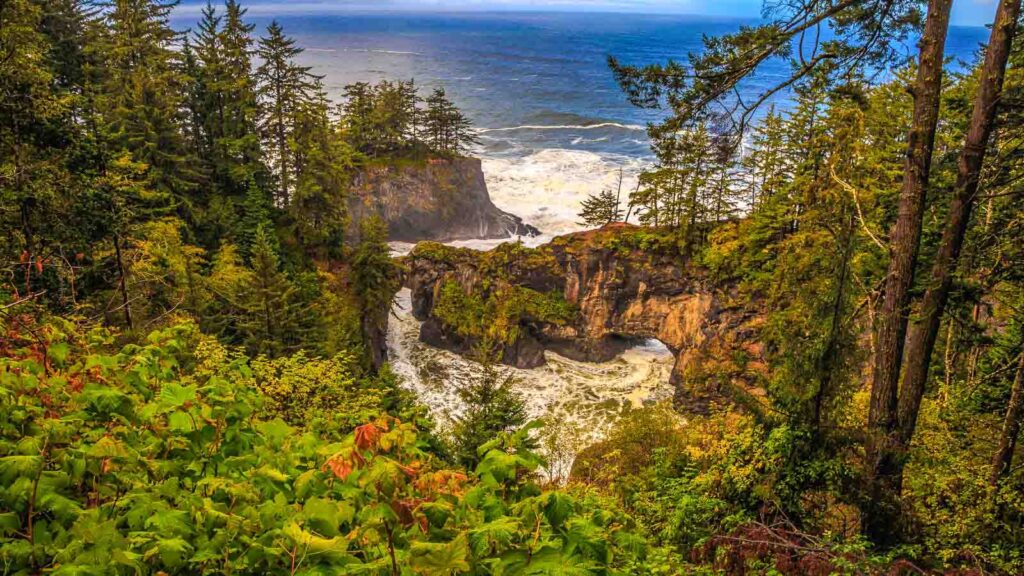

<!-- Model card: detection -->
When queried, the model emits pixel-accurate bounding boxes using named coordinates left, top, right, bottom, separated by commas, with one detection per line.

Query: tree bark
left=863, top=0, right=953, bottom=546
left=897, top=0, right=1022, bottom=451
left=991, top=352, right=1024, bottom=487
left=114, top=235, right=133, bottom=330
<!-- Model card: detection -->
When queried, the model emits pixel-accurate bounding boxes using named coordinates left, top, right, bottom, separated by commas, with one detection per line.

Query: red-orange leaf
left=354, top=423, right=381, bottom=451
left=326, top=457, right=354, bottom=481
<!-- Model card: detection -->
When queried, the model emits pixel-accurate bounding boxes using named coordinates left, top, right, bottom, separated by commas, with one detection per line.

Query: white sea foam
left=482, top=148, right=648, bottom=237
left=478, top=122, right=646, bottom=133
left=342, top=48, right=423, bottom=56
left=387, top=288, right=675, bottom=477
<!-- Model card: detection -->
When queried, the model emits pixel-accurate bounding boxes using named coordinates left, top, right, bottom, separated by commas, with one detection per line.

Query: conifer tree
left=238, top=177, right=276, bottom=260
left=450, top=360, right=529, bottom=469
left=97, top=0, right=196, bottom=198
left=256, top=21, right=317, bottom=206
left=290, top=83, right=356, bottom=258
left=351, top=215, right=400, bottom=372
left=578, top=189, right=622, bottom=228
left=188, top=1, right=263, bottom=198
left=239, top=224, right=310, bottom=357
left=742, top=107, right=788, bottom=210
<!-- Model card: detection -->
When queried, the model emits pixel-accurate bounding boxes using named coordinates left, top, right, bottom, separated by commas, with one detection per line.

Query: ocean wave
left=478, top=122, right=646, bottom=133
left=571, top=136, right=610, bottom=145
left=481, top=147, right=650, bottom=237
left=342, top=48, right=423, bottom=56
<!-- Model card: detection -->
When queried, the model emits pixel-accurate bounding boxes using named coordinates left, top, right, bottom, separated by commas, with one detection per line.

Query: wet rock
left=403, top=224, right=768, bottom=412
left=348, top=156, right=539, bottom=242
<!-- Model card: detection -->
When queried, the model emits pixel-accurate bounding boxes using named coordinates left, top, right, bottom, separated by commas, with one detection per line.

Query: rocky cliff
left=348, top=156, right=538, bottom=242
left=404, top=224, right=768, bottom=412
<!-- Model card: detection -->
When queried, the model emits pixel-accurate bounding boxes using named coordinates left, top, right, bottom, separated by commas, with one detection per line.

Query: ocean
left=172, top=10, right=989, bottom=239
left=171, top=8, right=991, bottom=464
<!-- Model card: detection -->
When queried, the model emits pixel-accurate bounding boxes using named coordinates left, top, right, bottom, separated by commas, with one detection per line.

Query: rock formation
left=348, top=156, right=538, bottom=242
left=403, top=224, right=768, bottom=412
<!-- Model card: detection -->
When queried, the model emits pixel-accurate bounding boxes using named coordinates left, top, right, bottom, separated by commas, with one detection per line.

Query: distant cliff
left=403, top=224, right=768, bottom=412
left=348, top=156, right=538, bottom=242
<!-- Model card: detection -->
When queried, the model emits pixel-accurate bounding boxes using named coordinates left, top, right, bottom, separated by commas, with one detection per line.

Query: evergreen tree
left=256, top=21, right=317, bottom=206
left=289, top=83, right=357, bottom=258
left=741, top=106, right=788, bottom=210
left=239, top=224, right=312, bottom=357
left=238, top=177, right=276, bottom=259
left=96, top=0, right=197, bottom=198
left=450, top=361, right=529, bottom=469
left=351, top=215, right=401, bottom=373
left=578, top=189, right=622, bottom=227
left=339, top=81, right=374, bottom=152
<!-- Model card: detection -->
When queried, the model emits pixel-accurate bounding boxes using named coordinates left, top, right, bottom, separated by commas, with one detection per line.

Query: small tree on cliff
left=578, top=189, right=622, bottom=227
left=351, top=216, right=401, bottom=373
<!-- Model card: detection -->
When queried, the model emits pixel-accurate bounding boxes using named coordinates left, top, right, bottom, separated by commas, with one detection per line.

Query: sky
left=175, top=0, right=996, bottom=27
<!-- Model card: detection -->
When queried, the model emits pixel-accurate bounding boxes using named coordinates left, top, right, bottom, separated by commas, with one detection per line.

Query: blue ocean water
left=173, top=11, right=988, bottom=161
left=172, top=10, right=989, bottom=236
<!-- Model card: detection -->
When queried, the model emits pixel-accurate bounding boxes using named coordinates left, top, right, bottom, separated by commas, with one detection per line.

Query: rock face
left=348, top=156, right=539, bottom=242
left=404, top=224, right=768, bottom=412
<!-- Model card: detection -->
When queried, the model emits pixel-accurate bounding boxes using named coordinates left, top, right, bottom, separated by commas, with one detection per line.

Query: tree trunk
left=362, top=314, right=388, bottom=375
left=897, top=0, right=1022, bottom=452
left=114, top=235, right=134, bottom=330
left=863, top=0, right=953, bottom=546
left=991, top=352, right=1024, bottom=487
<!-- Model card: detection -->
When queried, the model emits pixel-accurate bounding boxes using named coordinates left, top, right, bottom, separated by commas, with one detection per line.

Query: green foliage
left=432, top=280, right=574, bottom=350
left=251, top=350, right=382, bottom=432
left=578, top=189, right=622, bottom=228
left=0, top=318, right=667, bottom=575
left=449, top=362, right=529, bottom=469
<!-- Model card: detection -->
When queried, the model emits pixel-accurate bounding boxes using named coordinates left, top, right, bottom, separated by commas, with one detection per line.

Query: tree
left=256, top=20, right=317, bottom=206
left=188, top=0, right=264, bottom=201
left=238, top=177, right=276, bottom=260
left=289, top=85, right=356, bottom=258
left=742, top=106, right=789, bottom=210
left=578, top=188, right=622, bottom=228
left=239, top=225, right=312, bottom=357
left=96, top=0, right=197, bottom=199
left=423, top=86, right=478, bottom=155
left=351, top=215, right=401, bottom=373
left=450, top=360, right=529, bottom=469
left=895, top=0, right=1022, bottom=476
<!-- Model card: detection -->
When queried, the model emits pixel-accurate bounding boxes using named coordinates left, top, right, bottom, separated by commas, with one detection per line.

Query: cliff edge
left=348, top=156, right=539, bottom=242
left=403, top=224, right=768, bottom=413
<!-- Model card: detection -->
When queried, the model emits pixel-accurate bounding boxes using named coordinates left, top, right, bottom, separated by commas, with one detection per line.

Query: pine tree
left=239, top=224, right=310, bottom=357
left=351, top=215, right=400, bottom=372
left=578, top=189, right=621, bottom=227
left=450, top=360, right=529, bottom=469
left=238, top=177, right=276, bottom=260
left=256, top=21, right=317, bottom=206
left=96, top=0, right=197, bottom=198
left=289, top=83, right=356, bottom=258
left=742, top=106, right=788, bottom=211
left=424, top=87, right=455, bottom=154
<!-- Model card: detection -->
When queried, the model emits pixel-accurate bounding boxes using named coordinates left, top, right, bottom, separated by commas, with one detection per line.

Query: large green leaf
left=409, top=532, right=471, bottom=575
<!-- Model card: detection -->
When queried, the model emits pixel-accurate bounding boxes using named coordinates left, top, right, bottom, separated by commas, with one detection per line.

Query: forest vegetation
left=2, top=0, right=1024, bottom=574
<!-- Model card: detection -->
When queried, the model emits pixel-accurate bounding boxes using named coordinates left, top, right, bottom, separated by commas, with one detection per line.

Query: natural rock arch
left=403, top=225, right=767, bottom=412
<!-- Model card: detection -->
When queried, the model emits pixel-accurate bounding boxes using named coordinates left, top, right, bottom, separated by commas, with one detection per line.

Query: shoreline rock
left=348, top=156, right=539, bottom=242
left=403, top=224, right=769, bottom=413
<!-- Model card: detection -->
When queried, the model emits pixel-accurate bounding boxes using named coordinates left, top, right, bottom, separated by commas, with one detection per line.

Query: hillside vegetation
left=2, top=0, right=1024, bottom=574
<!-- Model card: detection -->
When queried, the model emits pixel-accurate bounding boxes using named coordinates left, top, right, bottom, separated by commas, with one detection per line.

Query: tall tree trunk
left=863, top=0, right=953, bottom=546
left=114, top=235, right=133, bottom=330
left=991, top=352, right=1024, bottom=487
left=897, top=0, right=1022, bottom=451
